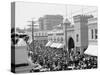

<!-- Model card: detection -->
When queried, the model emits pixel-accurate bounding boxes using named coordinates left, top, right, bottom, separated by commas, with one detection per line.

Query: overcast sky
left=15, top=2, right=97, bottom=29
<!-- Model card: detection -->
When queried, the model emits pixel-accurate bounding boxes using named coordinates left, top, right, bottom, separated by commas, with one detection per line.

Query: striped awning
left=57, top=43, right=64, bottom=48
left=45, top=41, right=52, bottom=46
left=84, top=45, right=98, bottom=56
left=50, top=43, right=64, bottom=48
left=50, top=43, right=57, bottom=48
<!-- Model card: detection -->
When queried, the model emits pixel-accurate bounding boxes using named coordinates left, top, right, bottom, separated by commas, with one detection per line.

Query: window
left=45, top=33, right=47, bottom=36
left=35, top=33, right=37, bottom=36
left=42, top=33, right=44, bottom=36
left=76, top=34, right=79, bottom=42
left=48, top=34, right=53, bottom=36
left=57, top=37, right=59, bottom=42
left=39, top=33, right=41, bottom=36
left=56, top=33, right=64, bottom=35
left=91, top=29, right=93, bottom=39
left=54, top=38, right=56, bottom=42
left=51, top=38, right=52, bottom=41
left=61, top=37, right=63, bottom=42
left=95, top=29, right=97, bottom=39
left=34, top=33, right=36, bottom=36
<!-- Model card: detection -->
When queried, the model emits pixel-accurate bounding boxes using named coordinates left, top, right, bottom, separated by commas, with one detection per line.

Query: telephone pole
left=27, top=18, right=35, bottom=51
left=28, top=19, right=35, bottom=42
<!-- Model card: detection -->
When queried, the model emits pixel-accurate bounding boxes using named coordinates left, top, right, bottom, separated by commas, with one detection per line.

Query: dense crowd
left=11, top=28, right=97, bottom=72
left=27, top=40, right=97, bottom=72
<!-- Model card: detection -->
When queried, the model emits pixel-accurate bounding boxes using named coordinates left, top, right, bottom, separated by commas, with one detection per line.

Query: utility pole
left=28, top=19, right=35, bottom=41
left=27, top=18, right=35, bottom=51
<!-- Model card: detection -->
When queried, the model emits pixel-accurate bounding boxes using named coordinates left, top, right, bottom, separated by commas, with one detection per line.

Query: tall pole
left=28, top=18, right=35, bottom=51
left=31, top=20, right=34, bottom=42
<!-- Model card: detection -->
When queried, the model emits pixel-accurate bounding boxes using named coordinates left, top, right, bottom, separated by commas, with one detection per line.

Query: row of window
left=48, top=34, right=53, bottom=36
left=48, top=33, right=64, bottom=36
left=34, top=32, right=47, bottom=36
left=76, top=29, right=98, bottom=43
left=48, top=37, right=64, bottom=42
left=56, top=33, right=64, bottom=35
left=34, top=32, right=64, bottom=37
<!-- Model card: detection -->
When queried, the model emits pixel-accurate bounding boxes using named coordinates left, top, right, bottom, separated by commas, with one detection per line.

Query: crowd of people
left=27, top=40, right=97, bottom=72
left=11, top=28, right=97, bottom=72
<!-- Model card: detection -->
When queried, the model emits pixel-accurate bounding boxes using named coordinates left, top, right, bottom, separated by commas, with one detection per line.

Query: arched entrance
left=68, top=37, right=75, bottom=54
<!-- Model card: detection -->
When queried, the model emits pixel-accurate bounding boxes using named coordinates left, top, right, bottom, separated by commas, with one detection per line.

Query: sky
left=15, top=2, right=97, bottom=29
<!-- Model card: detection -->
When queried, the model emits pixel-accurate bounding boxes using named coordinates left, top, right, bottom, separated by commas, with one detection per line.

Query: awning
left=16, top=38, right=26, bottom=46
left=57, top=43, right=64, bottom=48
left=84, top=45, right=98, bottom=56
left=45, top=41, right=52, bottom=46
left=50, top=43, right=57, bottom=48
left=50, top=43, right=64, bottom=48
left=55, top=43, right=59, bottom=48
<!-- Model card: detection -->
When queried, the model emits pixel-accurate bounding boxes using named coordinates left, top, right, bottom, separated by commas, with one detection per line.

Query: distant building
left=38, top=17, right=44, bottom=30
left=34, top=30, right=48, bottom=42
left=47, top=29, right=64, bottom=43
left=26, top=30, right=48, bottom=45
left=38, top=15, right=63, bottom=30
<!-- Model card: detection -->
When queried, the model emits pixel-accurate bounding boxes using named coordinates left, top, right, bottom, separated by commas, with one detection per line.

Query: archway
left=68, top=37, right=75, bottom=54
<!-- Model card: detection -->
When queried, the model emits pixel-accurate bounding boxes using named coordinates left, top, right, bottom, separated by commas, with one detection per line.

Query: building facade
left=88, top=17, right=98, bottom=45
left=38, top=17, right=44, bottom=30
left=46, top=15, right=97, bottom=55
left=38, top=15, right=63, bottom=30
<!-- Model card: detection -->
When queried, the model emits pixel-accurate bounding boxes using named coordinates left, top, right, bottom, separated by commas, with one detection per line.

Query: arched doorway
left=68, top=37, right=75, bottom=54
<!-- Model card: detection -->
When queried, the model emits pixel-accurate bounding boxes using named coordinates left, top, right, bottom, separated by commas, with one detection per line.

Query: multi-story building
left=38, top=17, right=44, bottom=30
left=48, top=29, right=64, bottom=43
left=38, top=15, right=63, bottom=30
left=34, top=30, right=48, bottom=41
left=26, top=30, right=48, bottom=45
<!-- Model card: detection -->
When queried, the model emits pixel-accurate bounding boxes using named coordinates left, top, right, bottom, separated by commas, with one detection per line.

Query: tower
left=63, top=18, right=71, bottom=50
left=73, top=15, right=92, bottom=54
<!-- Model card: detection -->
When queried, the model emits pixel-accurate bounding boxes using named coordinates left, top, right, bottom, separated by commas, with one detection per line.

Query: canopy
left=50, top=43, right=57, bottom=48
left=16, top=38, right=26, bottom=46
left=84, top=45, right=98, bottom=56
left=57, top=43, right=64, bottom=48
left=45, top=41, right=52, bottom=46
left=55, top=43, right=59, bottom=48
left=50, top=43, right=64, bottom=48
